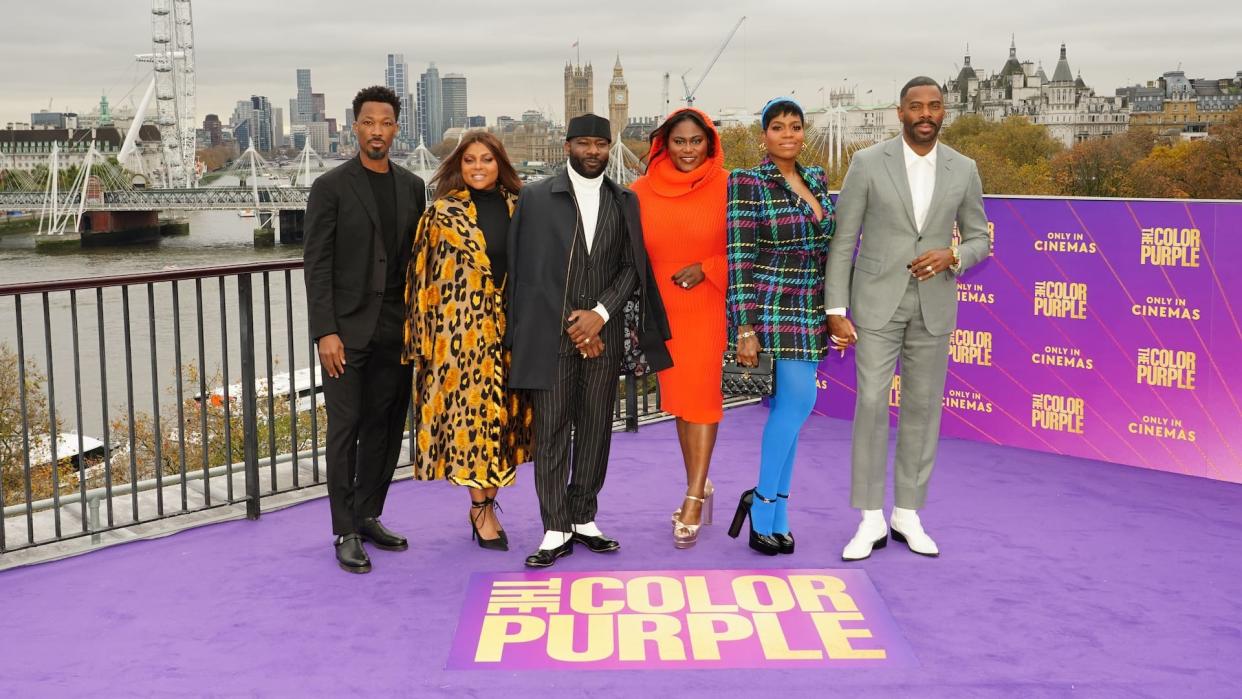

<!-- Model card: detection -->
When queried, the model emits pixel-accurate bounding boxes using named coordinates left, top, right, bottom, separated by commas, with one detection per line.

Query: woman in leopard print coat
left=402, top=132, right=534, bottom=551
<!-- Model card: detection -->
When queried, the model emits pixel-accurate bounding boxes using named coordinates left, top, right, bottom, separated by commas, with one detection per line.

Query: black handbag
left=721, top=351, right=775, bottom=397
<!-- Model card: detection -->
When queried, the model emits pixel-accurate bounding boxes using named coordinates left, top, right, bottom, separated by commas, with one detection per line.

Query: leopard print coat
left=402, top=188, right=534, bottom=488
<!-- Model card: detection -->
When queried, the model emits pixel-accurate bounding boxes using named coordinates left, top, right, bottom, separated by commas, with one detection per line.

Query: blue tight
left=751, top=360, right=818, bottom=536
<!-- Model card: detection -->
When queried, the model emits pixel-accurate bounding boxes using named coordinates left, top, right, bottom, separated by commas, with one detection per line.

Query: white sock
left=861, top=509, right=885, bottom=523
left=572, top=521, right=603, bottom=537
left=539, top=530, right=570, bottom=550
left=892, top=507, right=918, bottom=521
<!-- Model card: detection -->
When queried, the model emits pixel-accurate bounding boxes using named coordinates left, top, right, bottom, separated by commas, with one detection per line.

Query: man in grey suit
left=826, top=77, right=991, bottom=561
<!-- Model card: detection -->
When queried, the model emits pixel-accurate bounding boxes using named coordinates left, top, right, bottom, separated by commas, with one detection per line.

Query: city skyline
left=1, top=1, right=1239, bottom=129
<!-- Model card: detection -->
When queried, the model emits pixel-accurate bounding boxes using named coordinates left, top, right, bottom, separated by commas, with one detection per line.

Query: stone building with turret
left=944, top=39, right=1128, bottom=147
left=564, top=62, right=594, bottom=125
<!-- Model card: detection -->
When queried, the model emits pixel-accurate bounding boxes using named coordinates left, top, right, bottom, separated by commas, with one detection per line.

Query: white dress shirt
left=827, top=137, right=939, bottom=320
left=566, top=164, right=611, bottom=323
left=902, top=137, right=937, bottom=232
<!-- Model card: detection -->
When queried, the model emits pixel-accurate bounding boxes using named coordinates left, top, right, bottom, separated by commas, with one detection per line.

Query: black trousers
left=320, top=298, right=412, bottom=536
left=530, top=351, right=622, bottom=532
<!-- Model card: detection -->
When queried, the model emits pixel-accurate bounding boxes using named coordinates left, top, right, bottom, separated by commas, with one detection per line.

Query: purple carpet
left=2, top=405, right=1240, bottom=697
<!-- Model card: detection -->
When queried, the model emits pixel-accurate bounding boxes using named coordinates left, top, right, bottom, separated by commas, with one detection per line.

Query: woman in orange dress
left=631, top=108, right=728, bottom=549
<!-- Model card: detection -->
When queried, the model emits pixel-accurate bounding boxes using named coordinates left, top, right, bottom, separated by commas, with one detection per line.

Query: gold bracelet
left=738, top=330, right=757, bottom=339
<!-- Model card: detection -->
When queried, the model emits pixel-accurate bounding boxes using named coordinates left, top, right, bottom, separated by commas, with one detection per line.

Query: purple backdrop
left=817, top=197, right=1242, bottom=484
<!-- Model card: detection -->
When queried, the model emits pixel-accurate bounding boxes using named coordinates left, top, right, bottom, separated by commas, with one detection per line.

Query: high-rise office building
left=249, top=95, right=274, bottom=152
left=417, top=62, right=444, bottom=146
left=272, top=107, right=285, bottom=150
left=312, top=93, right=326, bottom=123
left=231, top=100, right=255, bottom=150
left=386, top=53, right=416, bottom=149
left=295, top=69, right=313, bottom=125
left=442, top=73, right=468, bottom=130
left=202, top=114, right=222, bottom=147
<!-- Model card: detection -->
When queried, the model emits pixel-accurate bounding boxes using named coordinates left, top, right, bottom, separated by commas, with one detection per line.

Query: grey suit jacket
left=825, top=137, right=990, bottom=336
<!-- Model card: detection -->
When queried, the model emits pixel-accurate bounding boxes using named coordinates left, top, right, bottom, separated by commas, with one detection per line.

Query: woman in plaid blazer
left=725, top=97, right=840, bottom=555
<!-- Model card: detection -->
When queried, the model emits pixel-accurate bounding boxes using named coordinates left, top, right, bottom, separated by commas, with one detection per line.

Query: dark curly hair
left=352, top=85, right=401, bottom=120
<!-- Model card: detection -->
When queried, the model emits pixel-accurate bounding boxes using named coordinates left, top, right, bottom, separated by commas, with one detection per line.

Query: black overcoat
left=504, top=168, right=672, bottom=390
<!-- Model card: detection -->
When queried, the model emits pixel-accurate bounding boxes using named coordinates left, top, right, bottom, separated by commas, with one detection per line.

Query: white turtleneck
left=566, top=163, right=611, bottom=323
left=566, top=163, right=604, bottom=253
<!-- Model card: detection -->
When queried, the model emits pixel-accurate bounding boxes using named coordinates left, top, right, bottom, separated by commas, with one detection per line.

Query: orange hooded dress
left=630, top=109, right=728, bottom=423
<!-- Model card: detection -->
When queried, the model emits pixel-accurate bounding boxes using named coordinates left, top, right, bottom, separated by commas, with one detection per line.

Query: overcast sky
left=2, top=0, right=1239, bottom=129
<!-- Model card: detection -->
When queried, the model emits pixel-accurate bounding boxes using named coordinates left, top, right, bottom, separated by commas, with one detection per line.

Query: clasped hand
left=567, top=309, right=605, bottom=358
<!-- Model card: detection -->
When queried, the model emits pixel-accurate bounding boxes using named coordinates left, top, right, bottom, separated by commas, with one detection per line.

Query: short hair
left=761, top=100, right=803, bottom=130
left=352, top=85, right=401, bottom=121
left=649, top=109, right=717, bottom=158
left=900, top=77, right=942, bottom=103
left=430, top=131, right=523, bottom=200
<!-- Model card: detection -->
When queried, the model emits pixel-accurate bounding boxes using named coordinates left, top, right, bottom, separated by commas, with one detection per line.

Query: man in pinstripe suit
left=506, top=114, right=672, bottom=568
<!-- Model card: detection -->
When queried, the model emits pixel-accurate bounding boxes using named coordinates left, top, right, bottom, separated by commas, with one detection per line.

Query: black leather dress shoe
left=335, top=534, right=371, bottom=574
left=358, top=518, right=408, bottom=551
left=774, top=532, right=795, bottom=555
left=524, top=540, right=573, bottom=568
left=572, top=531, right=620, bottom=553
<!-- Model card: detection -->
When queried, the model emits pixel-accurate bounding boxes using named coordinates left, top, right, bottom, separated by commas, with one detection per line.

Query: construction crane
left=661, top=72, right=670, bottom=116
left=681, top=15, right=746, bottom=107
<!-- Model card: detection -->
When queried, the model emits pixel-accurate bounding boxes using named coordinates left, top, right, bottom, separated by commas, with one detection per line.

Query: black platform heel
left=773, top=493, right=795, bottom=555
left=470, top=497, right=508, bottom=551
left=727, top=488, right=781, bottom=556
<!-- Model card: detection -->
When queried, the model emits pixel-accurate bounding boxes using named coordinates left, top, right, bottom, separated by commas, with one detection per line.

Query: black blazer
left=505, top=168, right=672, bottom=390
left=303, top=156, right=426, bottom=348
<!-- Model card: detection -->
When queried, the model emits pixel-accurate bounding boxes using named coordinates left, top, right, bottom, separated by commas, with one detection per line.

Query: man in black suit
left=506, top=113, right=672, bottom=568
left=303, top=85, right=426, bottom=574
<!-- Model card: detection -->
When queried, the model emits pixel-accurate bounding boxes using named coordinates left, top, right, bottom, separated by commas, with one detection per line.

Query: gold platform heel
left=672, top=493, right=707, bottom=549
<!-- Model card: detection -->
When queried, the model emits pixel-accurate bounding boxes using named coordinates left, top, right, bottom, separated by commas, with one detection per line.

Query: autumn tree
left=940, top=115, right=1062, bottom=195
left=1050, top=127, right=1157, bottom=197
left=718, top=124, right=764, bottom=172
left=0, top=343, right=61, bottom=505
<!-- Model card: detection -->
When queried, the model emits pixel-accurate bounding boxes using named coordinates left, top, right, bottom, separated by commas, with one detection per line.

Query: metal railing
left=0, top=186, right=311, bottom=212
left=0, top=260, right=666, bottom=554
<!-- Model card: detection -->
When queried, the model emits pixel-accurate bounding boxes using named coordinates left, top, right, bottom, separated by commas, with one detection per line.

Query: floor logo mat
left=447, top=568, right=915, bottom=670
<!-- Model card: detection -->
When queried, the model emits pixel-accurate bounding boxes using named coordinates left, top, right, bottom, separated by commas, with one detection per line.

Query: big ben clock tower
left=609, top=55, right=629, bottom=141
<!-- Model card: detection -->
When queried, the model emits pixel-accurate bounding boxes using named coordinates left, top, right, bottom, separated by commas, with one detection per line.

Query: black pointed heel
left=470, top=497, right=508, bottom=551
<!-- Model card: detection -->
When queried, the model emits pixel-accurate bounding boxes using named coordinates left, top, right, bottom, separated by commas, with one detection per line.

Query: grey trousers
left=850, top=278, right=951, bottom=510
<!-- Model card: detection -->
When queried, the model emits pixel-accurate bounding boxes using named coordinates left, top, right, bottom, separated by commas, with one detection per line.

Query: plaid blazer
left=726, top=157, right=836, bottom=361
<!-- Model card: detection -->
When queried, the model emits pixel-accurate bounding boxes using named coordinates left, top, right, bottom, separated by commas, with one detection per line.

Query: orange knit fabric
left=631, top=109, right=728, bottom=423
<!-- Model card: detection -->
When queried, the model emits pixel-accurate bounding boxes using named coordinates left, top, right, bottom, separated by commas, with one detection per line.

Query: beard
left=905, top=119, right=941, bottom=144
left=365, top=145, right=387, bottom=160
left=569, top=153, right=607, bottom=178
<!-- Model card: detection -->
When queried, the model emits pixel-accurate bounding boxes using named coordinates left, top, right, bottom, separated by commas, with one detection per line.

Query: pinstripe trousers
left=530, top=350, right=622, bottom=532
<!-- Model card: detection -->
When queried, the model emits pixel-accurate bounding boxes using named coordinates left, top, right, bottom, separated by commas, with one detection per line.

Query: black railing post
left=237, top=274, right=261, bottom=520
left=625, top=373, right=639, bottom=433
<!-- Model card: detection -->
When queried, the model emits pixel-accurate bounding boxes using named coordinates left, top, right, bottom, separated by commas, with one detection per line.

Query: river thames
left=1, top=208, right=312, bottom=438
